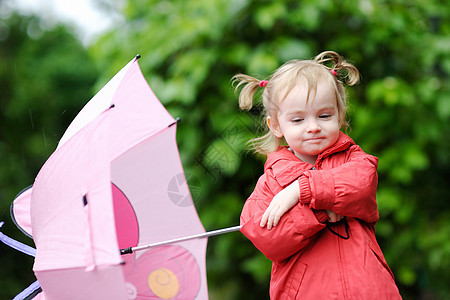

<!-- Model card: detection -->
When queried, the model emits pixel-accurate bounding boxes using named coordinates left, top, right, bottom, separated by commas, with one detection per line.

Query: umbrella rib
left=168, top=117, right=181, bottom=128
left=120, top=225, right=242, bottom=255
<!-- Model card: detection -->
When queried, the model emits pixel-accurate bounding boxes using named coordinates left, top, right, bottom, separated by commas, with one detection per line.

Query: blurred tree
left=0, top=12, right=99, bottom=299
left=90, top=0, right=449, bottom=299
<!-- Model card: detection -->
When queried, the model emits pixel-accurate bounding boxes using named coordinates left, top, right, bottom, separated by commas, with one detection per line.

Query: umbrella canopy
left=27, top=56, right=208, bottom=299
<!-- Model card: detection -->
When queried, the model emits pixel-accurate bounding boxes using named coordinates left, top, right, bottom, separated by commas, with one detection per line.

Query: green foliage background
left=1, top=0, right=449, bottom=299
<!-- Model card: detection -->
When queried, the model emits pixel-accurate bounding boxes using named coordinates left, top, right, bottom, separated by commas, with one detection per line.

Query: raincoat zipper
left=338, top=224, right=351, bottom=299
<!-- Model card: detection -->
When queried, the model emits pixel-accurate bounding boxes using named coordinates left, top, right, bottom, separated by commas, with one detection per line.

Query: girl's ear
left=267, top=116, right=283, bottom=138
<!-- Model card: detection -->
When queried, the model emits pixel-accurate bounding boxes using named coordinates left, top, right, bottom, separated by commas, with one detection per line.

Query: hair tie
left=259, top=80, right=268, bottom=87
left=330, top=70, right=338, bottom=76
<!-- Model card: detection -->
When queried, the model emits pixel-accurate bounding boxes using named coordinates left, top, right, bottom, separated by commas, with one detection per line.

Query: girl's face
left=269, top=79, right=340, bottom=164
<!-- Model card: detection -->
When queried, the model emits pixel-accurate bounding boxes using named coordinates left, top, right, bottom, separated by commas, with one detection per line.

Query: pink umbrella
left=2, top=56, right=240, bottom=300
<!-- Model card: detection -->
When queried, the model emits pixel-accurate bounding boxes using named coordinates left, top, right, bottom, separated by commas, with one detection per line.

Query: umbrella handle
left=120, top=225, right=242, bottom=255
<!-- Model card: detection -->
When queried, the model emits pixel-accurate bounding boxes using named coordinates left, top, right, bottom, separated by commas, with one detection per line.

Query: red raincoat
left=240, top=132, right=401, bottom=299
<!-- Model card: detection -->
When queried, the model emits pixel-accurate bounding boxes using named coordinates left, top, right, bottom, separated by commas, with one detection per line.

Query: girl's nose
left=306, top=119, right=321, bottom=133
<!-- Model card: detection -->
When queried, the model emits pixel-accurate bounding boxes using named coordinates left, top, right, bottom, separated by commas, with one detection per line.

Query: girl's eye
left=292, top=118, right=304, bottom=123
left=319, top=114, right=332, bottom=119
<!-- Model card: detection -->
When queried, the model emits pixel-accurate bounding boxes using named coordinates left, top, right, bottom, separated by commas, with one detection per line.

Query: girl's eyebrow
left=317, top=105, right=337, bottom=111
left=284, top=109, right=305, bottom=116
left=284, top=105, right=336, bottom=115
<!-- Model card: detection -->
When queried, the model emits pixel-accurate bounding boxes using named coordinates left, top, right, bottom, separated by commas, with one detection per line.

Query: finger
left=328, top=212, right=337, bottom=223
left=260, top=203, right=275, bottom=227
left=267, top=207, right=279, bottom=230
left=267, top=211, right=274, bottom=230
left=260, top=210, right=269, bottom=227
left=272, top=209, right=284, bottom=227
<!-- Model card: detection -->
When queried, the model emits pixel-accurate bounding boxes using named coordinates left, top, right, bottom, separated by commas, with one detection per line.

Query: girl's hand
left=324, top=210, right=344, bottom=223
left=260, top=180, right=300, bottom=229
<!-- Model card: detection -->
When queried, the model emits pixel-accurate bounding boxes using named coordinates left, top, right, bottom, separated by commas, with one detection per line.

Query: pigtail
left=232, top=74, right=263, bottom=110
left=232, top=74, right=280, bottom=154
left=314, top=51, right=360, bottom=86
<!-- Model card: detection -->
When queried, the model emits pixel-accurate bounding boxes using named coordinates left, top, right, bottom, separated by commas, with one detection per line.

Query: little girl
left=234, top=51, right=401, bottom=299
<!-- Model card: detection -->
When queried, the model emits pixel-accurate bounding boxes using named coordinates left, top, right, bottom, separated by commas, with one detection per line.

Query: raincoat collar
left=264, top=132, right=355, bottom=187
left=317, top=131, right=355, bottom=160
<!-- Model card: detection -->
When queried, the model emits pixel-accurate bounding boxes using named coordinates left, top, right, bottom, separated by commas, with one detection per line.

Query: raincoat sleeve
left=240, top=172, right=327, bottom=263
left=299, top=144, right=379, bottom=223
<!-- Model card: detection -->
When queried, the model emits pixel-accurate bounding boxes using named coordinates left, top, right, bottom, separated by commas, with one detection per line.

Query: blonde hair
left=233, top=50, right=360, bottom=154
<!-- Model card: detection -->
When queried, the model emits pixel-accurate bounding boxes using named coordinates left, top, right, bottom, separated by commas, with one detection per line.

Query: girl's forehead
left=276, top=77, right=335, bottom=104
